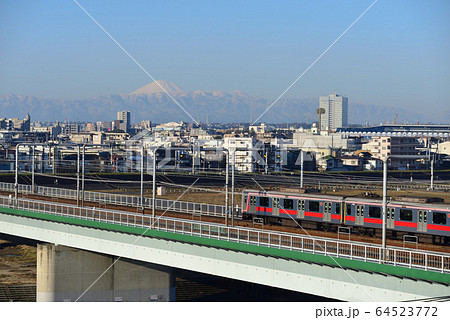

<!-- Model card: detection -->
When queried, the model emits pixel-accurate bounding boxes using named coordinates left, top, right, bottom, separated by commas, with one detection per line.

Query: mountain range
left=0, top=80, right=444, bottom=125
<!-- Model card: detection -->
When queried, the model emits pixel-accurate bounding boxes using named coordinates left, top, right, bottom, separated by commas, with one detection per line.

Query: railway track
left=3, top=190, right=449, bottom=254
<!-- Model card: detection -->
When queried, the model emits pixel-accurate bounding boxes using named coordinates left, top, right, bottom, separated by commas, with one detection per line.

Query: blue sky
left=0, top=0, right=449, bottom=115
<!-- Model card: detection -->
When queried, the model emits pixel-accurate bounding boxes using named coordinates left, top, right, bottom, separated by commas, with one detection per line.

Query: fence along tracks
left=0, top=182, right=228, bottom=218
left=0, top=193, right=449, bottom=275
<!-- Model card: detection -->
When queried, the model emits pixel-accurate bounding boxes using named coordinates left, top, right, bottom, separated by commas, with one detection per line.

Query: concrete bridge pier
left=37, top=244, right=176, bottom=302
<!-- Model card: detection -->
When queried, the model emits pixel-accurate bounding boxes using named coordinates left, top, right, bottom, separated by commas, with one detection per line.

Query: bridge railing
left=0, top=182, right=228, bottom=218
left=1, top=195, right=449, bottom=275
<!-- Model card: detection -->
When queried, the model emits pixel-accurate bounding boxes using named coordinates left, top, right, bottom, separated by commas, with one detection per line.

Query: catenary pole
left=77, top=145, right=80, bottom=207
left=382, top=158, right=388, bottom=262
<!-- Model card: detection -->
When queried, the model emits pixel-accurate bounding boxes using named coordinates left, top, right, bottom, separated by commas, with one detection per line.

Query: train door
left=272, top=197, right=280, bottom=216
left=355, top=205, right=364, bottom=225
left=417, top=210, right=428, bottom=233
left=323, top=202, right=331, bottom=222
left=387, top=207, right=395, bottom=229
left=297, top=199, right=305, bottom=219
left=248, top=195, right=256, bottom=212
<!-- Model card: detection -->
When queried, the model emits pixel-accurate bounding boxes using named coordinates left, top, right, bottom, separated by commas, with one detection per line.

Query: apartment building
left=362, top=136, right=421, bottom=169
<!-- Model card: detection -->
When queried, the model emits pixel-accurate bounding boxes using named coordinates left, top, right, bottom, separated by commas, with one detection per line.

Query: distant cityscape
left=1, top=91, right=449, bottom=175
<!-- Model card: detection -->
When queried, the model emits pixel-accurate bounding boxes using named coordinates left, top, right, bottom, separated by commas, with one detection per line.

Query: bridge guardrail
left=0, top=195, right=448, bottom=275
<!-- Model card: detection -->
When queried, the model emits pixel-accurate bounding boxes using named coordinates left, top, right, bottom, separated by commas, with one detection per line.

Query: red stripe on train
left=345, top=216, right=355, bottom=222
left=256, top=207, right=273, bottom=213
left=394, top=221, right=417, bottom=228
left=331, top=214, right=341, bottom=220
left=364, top=218, right=382, bottom=224
left=305, top=211, right=323, bottom=218
left=427, top=224, right=450, bottom=231
left=280, top=209, right=297, bottom=215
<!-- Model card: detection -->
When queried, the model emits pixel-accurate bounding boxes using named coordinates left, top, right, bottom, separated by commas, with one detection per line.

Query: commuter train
left=242, top=189, right=450, bottom=241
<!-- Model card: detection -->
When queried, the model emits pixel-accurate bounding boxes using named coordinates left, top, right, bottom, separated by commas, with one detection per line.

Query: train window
left=346, top=204, right=352, bottom=215
left=399, top=209, right=413, bottom=221
left=357, top=206, right=364, bottom=216
left=298, top=200, right=305, bottom=211
left=368, top=206, right=381, bottom=218
left=432, top=212, right=446, bottom=225
left=335, top=203, right=341, bottom=214
left=283, top=199, right=294, bottom=210
left=259, top=197, right=269, bottom=207
left=389, top=208, right=395, bottom=219
left=309, top=201, right=320, bottom=212
left=273, top=198, right=280, bottom=208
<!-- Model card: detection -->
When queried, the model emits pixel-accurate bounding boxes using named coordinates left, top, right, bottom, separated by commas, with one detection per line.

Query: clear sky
left=0, top=0, right=449, bottom=115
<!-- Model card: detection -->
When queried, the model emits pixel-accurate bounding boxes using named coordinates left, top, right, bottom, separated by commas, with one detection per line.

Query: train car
left=242, top=189, right=344, bottom=226
left=343, top=197, right=450, bottom=237
left=242, top=189, right=450, bottom=239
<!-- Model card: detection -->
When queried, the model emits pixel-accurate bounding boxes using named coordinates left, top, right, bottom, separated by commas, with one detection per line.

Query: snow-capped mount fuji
left=0, top=80, right=436, bottom=124
left=130, top=80, right=186, bottom=96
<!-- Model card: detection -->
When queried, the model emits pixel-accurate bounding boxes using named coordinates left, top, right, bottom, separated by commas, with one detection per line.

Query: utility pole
left=52, top=145, right=57, bottom=174
left=382, top=159, right=388, bottom=262
left=77, top=145, right=80, bottom=207
left=81, top=145, right=85, bottom=207
left=14, top=144, right=20, bottom=206
left=110, top=144, right=114, bottom=173
left=140, top=144, right=145, bottom=213
left=31, top=146, right=35, bottom=194
left=152, top=150, right=156, bottom=225
left=264, top=146, right=268, bottom=174
left=231, top=151, right=235, bottom=227
left=191, top=144, right=195, bottom=175
left=430, top=158, right=434, bottom=190
left=225, top=150, right=229, bottom=226
left=300, top=150, right=304, bottom=188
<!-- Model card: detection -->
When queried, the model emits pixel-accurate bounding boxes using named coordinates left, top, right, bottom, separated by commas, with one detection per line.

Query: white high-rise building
left=319, top=93, right=348, bottom=131
left=117, top=111, right=131, bottom=133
